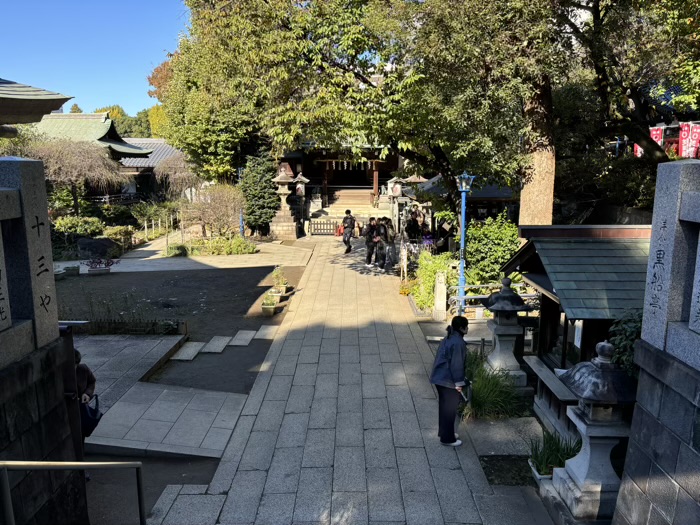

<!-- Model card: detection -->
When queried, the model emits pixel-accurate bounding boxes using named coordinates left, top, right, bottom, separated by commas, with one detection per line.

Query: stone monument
left=0, top=157, right=88, bottom=524
left=612, top=160, right=700, bottom=525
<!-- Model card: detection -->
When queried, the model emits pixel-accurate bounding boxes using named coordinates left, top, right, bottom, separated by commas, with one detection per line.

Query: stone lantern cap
left=481, top=278, right=532, bottom=313
left=273, top=172, right=295, bottom=184
left=559, top=341, right=637, bottom=405
left=293, top=174, right=310, bottom=184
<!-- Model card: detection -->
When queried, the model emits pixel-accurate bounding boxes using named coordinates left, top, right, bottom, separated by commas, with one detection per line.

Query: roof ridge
left=43, top=112, right=108, bottom=121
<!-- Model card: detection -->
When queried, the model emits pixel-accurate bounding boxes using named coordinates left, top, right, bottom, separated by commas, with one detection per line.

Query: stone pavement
left=87, top=382, right=247, bottom=458
left=75, top=334, right=186, bottom=409
left=149, top=238, right=553, bottom=525
left=55, top=240, right=313, bottom=273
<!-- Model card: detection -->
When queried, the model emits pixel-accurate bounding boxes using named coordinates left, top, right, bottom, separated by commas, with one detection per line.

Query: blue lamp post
left=457, top=171, right=476, bottom=315
left=237, top=167, right=245, bottom=237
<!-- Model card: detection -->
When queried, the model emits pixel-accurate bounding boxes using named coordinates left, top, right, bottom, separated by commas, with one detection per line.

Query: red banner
left=689, top=124, right=700, bottom=159
left=680, top=123, right=692, bottom=157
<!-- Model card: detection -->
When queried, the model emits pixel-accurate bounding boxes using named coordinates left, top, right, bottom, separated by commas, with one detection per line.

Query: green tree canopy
left=155, top=0, right=700, bottom=213
left=69, top=103, right=83, bottom=113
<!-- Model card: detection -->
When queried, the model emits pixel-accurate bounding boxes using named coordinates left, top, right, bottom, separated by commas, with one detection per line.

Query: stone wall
left=612, top=160, right=700, bottom=525
left=0, top=337, right=88, bottom=525
left=612, top=340, right=700, bottom=524
left=0, top=158, right=88, bottom=524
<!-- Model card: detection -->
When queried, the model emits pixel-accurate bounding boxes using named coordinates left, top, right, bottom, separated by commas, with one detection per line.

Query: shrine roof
left=121, top=139, right=182, bottom=168
left=502, top=238, right=650, bottom=320
left=0, top=78, right=71, bottom=124
left=34, top=113, right=152, bottom=158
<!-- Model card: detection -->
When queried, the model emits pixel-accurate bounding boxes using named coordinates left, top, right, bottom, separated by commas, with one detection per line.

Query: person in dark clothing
left=385, top=218, right=397, bottom=271
left=75, top=349, right=96, bottom=404
left=375, top=217, right=389, bottom=272
left=406, top=212, right=421, bottom=241
left=342, top=209, right=356, bottom=254
left=362, top=217, right=377, bottom=267
left=429, top=316, right=468, bottom=446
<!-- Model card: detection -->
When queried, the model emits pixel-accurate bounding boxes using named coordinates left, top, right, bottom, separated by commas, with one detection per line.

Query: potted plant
left=271, top=266, right=290, bottom=294
left=81, top=257, right=120, bottom=276
left=261, top=292, right=278, bottom=316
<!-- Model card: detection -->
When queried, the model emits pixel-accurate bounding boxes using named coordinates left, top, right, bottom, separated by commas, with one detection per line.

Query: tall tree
left=130, top=109, right=152, bottom=137
left=69, top=103, right=83, bottom=113
left=148, top=105, right=168, bottom=138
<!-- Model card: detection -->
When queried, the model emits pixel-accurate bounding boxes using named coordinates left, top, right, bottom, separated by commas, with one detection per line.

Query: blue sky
left=1, top=1, right=189, bottom=116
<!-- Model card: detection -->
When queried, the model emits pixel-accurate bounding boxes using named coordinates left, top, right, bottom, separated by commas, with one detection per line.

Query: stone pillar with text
left=0, top=157, right=88, bottom=525
left=612, top=160, right=700, bottom=525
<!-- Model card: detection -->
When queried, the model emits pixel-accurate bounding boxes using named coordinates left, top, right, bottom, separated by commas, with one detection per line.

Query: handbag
left=80, top=395, right=103, bottom=438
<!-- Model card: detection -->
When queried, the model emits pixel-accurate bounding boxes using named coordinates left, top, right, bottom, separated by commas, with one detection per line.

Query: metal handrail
left=0, top=460, right=145, bottom=525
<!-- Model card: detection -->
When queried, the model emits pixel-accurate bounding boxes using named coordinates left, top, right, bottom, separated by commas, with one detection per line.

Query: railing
left=85, top=193, right=146, bottom=205
left=309, top=219, right=339, bottom=236
left=0, top=460, right=146, bottom=525
left=448, top=284, right=538, bottom=310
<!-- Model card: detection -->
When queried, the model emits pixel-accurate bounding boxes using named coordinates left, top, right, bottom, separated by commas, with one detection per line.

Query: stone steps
left=169, top=328, right=279, bottom=361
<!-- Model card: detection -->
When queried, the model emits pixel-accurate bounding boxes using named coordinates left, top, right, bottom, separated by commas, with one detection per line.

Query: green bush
left=53, top=216, right=105, bottom=237
left=465, top=211, right=520, bottom=285
left=462, top=350, right=522, bottom=420
left=103, top=226, right=135, bottom=249
left=165, top=237, right=257, bottom=256
left=100, top=204, right=136, bottom=226
left=411, top=251, right=458, bottom=311
left=165, top=244, right=189, bottom=257
left=609, top=309, right=643, bottom=377
left=529, top=429, right=582, bottom=476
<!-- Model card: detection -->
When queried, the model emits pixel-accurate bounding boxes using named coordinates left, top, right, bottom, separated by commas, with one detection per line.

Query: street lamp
left=237, top=167, right=245, bottom=237
left=456, top=171, right=476, bottom=315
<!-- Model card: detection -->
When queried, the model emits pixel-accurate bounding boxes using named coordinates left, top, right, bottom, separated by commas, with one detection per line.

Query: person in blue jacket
left=430, top=316, right=468, bottom=446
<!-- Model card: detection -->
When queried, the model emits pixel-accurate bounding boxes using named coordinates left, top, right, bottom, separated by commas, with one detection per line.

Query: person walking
left=375, top=217, right=389, bottom=272
left=385, top=218, right=397, bottom=271
left=342, top=209, right=356, bottom=254
left=362, top=217, right=377, bottom=267
left=429, top=316, right=468, bottom=446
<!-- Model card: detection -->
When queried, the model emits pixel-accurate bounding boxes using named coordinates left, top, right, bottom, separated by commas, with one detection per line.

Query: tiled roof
left=33, top=113, right=151, bottom=157
left=505, top=238, right=650, bottom=320
left=121, top=139, right=182, bottom=168
left=404, top=174, right=515, bottom=200
left=0, top=78, right=71, bottom=124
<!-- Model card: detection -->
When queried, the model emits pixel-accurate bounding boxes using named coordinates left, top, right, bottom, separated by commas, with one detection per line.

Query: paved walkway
left=149, top=239, right=553, bottom=525
left=55, top=240, right=312, bottom=273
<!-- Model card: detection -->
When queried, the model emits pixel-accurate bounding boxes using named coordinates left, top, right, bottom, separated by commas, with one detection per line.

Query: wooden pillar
left=322, top=165, right=329, bottom=208
left=373, top=168, right=379, bottom=197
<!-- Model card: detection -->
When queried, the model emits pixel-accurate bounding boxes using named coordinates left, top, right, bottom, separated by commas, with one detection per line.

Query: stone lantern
left=270, top=163, right=298, bottom=240
left=482, top=278, right=531, bottom=386
left=552, top=340, right=636, bottom=521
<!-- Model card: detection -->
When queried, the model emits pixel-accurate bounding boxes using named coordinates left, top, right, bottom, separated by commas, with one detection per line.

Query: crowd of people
left=342, top=209, right=397, bottom=272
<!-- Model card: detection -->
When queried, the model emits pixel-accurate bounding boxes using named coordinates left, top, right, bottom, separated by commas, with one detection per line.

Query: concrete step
left=170, top=341, right=205, bottom=360
left=200, top=336, right=232, bottom=354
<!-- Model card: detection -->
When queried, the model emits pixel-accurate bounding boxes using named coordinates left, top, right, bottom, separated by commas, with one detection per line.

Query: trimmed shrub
left=53, top=215, right=105, bottom=237
left=411, top=251, right=458, bottom=311
left=103, top=225, right=135, bottom=252
left=164, top=237, right=257, bottom=257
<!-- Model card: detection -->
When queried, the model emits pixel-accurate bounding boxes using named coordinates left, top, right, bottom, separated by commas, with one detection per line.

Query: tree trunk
left=520, top=77, right=555, bottom=226
left=70, top=183, right=80, bottom=216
